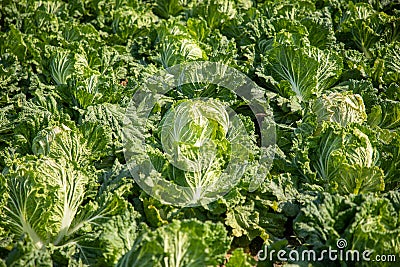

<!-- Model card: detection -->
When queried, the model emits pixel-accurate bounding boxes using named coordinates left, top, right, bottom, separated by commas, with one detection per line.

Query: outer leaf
left=50, top=51, right=73, bottom=85
left=334, top=164, right=385, bottom=194
left=267, top=45, right=318, bottom=101
left=153, top=0, right=183, bottom=19
left=117, top=219, right=230, bottom=267
left=306, top=47, right=343, bottom=92
left=226, top=248, right=256, bottom=267
left=368, top=100, right=400, bottom=129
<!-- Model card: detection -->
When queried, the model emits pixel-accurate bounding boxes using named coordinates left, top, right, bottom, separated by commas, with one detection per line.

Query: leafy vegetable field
left=1, top=0, right=400, bottom=266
